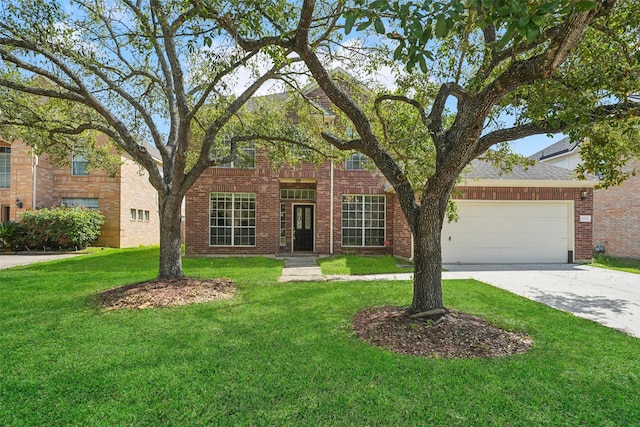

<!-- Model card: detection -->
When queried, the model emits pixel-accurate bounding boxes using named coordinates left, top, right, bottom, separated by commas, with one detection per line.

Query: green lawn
left=591, top=255, right=640, bottom=275
left=318, top=254, right=413, bottom=275
left=1, top=248, right=639, bottom=426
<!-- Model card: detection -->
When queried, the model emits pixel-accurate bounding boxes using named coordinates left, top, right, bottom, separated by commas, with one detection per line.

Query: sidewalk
left=278, top=257, right=417, bottom=283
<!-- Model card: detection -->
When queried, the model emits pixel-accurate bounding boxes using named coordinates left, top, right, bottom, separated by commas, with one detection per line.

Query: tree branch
left=475, top=100, right=640, bottom=157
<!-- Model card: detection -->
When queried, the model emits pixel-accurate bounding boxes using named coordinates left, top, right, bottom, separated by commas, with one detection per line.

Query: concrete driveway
left=443, top=264, right=640, bottom=339
left=0, top=253, right=83, bottom=270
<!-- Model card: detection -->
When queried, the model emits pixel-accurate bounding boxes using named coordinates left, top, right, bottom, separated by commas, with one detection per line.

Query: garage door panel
left=442, top=201, right=572, bottom=263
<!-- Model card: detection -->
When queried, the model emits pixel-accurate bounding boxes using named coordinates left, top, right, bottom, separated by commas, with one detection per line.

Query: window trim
left=279, top=203, right=286, bottom=247
left=341, top=194, right=386, bottom=247
left=0, top=147, right=10, bottom=189
left=345, top=152, right=371, bottom=170
left=209, top=192, right=257, bottom=247
left=71, top=150, right=89, bottom=176
left=213, top=141, right=256, bottom=169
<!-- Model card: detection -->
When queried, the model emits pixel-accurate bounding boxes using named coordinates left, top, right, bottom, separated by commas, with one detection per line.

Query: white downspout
left=32, top=153, right=38, bottom=209
left=330, top=160, right=334, bottom=254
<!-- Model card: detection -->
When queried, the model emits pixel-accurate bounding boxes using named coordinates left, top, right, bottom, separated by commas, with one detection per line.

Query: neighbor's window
left=0, top=147, right=10, bottom=188
left=210, top=192, right=256, bottom=246
left=137, top=209, right=143, bottom=221
left=61, top=197, right=99, bottom=210
left=71, top=150, right=89, bottom=176
left=130, top=209, right=136, bottom=220
left=341, top=195, right=385, bottom=247
left=345, top=152, right=371, bottom=170
left=144, top=210, right=150, bottom=222
left=214, top=140, right=256, bottom=168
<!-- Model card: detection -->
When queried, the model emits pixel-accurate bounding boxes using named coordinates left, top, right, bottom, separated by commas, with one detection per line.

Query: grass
left=318, top=254, right=413, bottom=275
left=1, top=247, right=639, bottom=426
left=591, top=255, right=640, bottom=274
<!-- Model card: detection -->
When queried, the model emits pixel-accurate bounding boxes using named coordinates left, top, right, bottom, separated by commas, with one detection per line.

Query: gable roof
left=141, top=141, right=162, bottom=162
left=528, top=137, right=580, bottom=161
left=460, top=158, right=598, bottom=187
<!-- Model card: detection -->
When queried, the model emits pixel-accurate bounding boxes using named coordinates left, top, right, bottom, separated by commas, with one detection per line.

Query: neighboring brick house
left=531, top=137, right=640, bottom=259
left=0, top=137, right=160, bottom=248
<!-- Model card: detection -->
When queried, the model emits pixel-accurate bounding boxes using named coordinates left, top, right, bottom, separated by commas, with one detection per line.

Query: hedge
left=20, top=206, right=105, bottom=250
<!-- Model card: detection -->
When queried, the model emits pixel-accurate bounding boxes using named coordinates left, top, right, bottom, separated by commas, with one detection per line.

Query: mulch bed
left=99, top=277, right=236, bottom=310
left=353, top=306, right=532, bottom=359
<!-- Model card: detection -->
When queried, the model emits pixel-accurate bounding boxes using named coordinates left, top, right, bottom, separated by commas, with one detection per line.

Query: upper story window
left=72, top=150, right=89, bottom=176
left=345, top=151, right=371, bottom=170
left=0, top=147, right=10, bottom=188
left=214, top=140, right=256, bottom=169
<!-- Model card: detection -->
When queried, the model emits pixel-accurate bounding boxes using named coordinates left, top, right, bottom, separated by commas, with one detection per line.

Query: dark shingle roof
left=528, top=136, right=580, bottom=161
left=463, top=158, right=597, bottom=182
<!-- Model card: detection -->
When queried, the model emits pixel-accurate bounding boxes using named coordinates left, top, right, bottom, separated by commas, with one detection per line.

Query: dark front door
left=293, top=205, right=314, bottom=251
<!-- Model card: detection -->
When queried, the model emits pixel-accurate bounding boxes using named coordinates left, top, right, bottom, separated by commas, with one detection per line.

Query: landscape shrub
left=20, top=207, right=105, bottom=250
left=0, top=221, right=27, bottom=251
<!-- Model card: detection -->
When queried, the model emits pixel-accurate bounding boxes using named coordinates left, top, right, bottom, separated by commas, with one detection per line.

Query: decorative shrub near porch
left=20, top=206, right=105, bottom=249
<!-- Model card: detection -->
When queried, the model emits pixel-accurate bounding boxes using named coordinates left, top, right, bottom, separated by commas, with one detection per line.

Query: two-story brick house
left=185, top=69, right=596, bottom=263
left=184, top=141, right=597, bottom=263
left=0, top=137, right=161, bottom=248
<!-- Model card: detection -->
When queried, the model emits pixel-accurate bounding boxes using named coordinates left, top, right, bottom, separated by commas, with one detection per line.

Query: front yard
left=592, top=255, right=640, bottom=274
left=1, top=248, right=638, bottom=425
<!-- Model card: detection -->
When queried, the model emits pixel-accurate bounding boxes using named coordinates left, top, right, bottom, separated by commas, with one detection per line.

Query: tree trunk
left=409, top=184, right=452, bottom=316
left=158, top=192, right=184, bottom=279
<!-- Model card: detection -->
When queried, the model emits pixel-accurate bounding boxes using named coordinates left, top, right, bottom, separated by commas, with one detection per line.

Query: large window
left=0, top=147, right=10, bottom=188
left=210, top=193, right=256, bottom=246
left=345, top=152, right=371, bottom=170
left=214, top=141, right=256, bottom=168
left=72, top=150, right=89, bottom=176
left=342, top=195, right=385, bottom=247
left=61, top=197, right=99, bottom=210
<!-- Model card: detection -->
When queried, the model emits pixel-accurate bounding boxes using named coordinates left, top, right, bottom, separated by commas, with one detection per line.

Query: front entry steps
left=278, top=257, right=326, bottom=282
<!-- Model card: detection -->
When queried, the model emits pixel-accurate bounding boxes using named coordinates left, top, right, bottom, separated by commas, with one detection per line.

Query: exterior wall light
left=15, top=198, right=23, bottom=208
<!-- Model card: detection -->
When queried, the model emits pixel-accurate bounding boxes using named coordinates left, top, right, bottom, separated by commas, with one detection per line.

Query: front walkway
left=278, top=258, right=640, bottom=339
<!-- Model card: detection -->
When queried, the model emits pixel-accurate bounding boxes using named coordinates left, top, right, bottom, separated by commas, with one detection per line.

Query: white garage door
left=441, top=201, right=573, bottom=263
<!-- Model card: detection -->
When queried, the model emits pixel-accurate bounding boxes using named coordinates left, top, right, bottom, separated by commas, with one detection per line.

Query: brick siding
left=593, top=159, right=640, bottom=258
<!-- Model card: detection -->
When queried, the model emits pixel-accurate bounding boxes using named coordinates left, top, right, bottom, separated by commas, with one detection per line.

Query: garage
left=441, top=200, right=574, bottom=263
